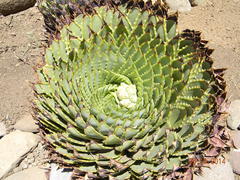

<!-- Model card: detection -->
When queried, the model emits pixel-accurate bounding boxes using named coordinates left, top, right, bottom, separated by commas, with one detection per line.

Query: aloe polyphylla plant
left=35, top=1, right=226, bottom=179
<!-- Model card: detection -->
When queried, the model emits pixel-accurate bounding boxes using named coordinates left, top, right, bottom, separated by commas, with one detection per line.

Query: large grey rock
left=229, top=149, right=240, bottom=175
left=227, top=100, right=240, bottom=130
left=0, top=130, right=40, bottom=179
left=0, top=0, right=36, bottom=16
left=0, top=122, right=7, bottom=137
left=165, top=0, right=192, bottom=12
left=5, top=167, right=47, bottom=180
left=14, top=114, right=38, bottom=133
left=194, top=162, right=234, bottom=180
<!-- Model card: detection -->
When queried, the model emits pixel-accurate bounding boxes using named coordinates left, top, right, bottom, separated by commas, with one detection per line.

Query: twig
left=4, top=16, right=13, bottom=27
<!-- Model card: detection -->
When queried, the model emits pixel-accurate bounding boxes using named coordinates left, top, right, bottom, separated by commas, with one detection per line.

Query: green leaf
left=104, top=135, right=122, bottom=146
left=67, top=127, right=89, bottom=140
left=168, top=109, right=180, bottom=128
left=167, top=20, right=177, bottom=39
left=84, top=126, right=105, bottom=140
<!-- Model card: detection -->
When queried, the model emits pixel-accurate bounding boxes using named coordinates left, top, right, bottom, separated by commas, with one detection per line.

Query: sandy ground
left=0, top=7, right=43, bottom=129
left=0, top=0, right=239, bottom=177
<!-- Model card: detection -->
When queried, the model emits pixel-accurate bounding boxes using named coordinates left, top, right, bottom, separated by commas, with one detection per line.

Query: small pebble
left=189, top=0, right=206, bottom=6
left=227, top=100, right=240, bottom=130
left=229, top=149, right=240, bottom=174
left=232, top=131, right=240, bottom=149
left=165, top=0, right=192, bottom=12
left=0, top=122, right=7, bottom=137
left=21, top=162, right=29, bottom=170
left=14, top=114, right=38, bottom=133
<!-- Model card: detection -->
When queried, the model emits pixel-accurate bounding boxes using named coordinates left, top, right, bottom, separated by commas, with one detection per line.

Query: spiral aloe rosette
left=35, top=5, right=222, bottom=179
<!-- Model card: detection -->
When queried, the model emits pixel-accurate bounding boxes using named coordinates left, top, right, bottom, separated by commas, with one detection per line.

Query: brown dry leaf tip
left=187, top=154, right=203, bottom=168
left=71, top=169, right=87, bottom=179
left=110, top=159, right=127, bottom=170
left=208, top=136, right=227, bottom=148
left=164, top=169, right=190, bottom=180
left=98, top=168, right=109, bottom=178
left=218, top=100, right=230, bottom=114
left=182, top=169, right=193, bottom=180
left=204, top=147, right=221, bottom=157
left=85, top=172, right=99, bottom=179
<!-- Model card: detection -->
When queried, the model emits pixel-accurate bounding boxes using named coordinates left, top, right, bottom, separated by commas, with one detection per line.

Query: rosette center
left=115, top=83, right=137, bottom=109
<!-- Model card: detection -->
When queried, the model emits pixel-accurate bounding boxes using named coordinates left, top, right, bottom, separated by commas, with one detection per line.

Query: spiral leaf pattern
left=35, top=5, right=218, bottom=179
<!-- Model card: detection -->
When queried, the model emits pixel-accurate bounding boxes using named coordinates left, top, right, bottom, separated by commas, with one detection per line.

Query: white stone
left=165, top=0, right=192, bottom=12
left=0, top=130, right=40, bottom=179
left=194, top=162, right=234, bottom=180
left=229, top=149, right=240, bottom=174
left=5, top=167, right=47, bottom=180
left=0, top=122, right=7, bottom=137
left=227, top=100, right=240, bottom=130
left=14, top=114, right=38, bottom=132
left=49, top=164, right=72, bottom=180
left=232, top=130, right=240, bottom=149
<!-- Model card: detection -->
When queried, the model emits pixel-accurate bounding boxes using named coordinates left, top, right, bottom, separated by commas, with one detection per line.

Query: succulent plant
left=35, top=1, right=226, bottom=179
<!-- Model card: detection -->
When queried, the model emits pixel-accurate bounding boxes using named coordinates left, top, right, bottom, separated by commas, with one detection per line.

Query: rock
left=5, top=167, right=48, bottom=180
left=14, top=114, right=38, bottom=133
left=194, top=161, right=235, bottom=180
left=227, top=100, right=240, bottom=130
left=0, top=0, right=36, bottom=16
left=0, top=130, right=40, bottom=179
left=0, top=122, right=7, bottom=137
left=232, top=131, right=240, bottom=149
left=165, top=0, right=192, bottom=12
left=189, top=0, right=206, bottom=6
left=49, top=164, right=72, bottom=180
left=229, top=149, right=240, bottom=174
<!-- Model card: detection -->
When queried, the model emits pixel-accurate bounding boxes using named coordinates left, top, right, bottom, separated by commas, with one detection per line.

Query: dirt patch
left=0, top=7, right=48, bottom=175
left=0, top=7, right=43, bottom=130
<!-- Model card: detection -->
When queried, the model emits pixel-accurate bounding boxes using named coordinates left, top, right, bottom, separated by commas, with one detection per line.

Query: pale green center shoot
left=115, top=83, right=137, bottom=109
